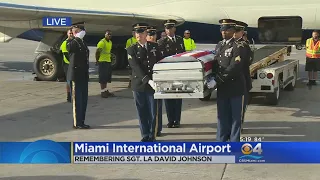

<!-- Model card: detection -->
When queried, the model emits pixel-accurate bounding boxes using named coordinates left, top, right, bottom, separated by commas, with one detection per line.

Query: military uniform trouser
left=164, top=99, right=182, bottom=123
left=72, top=80, right=88, bottom=126
left=216, top=95, right=244, bottom=142
left=67, top=80, right=73, bottom=97
left=157, top=99, right=163, bottom=133
left=133, top=91, right=160, bottom=139
left=242, top=91, right=249, bottom=124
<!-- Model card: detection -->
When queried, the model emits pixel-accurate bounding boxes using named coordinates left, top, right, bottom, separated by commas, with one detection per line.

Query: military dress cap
left=147, top=25, right=157, bottom=35
left=164, top=19, right=177, bottom=28
left=218, top=19, right=236, bottom=31
left=132, top=23, right=149, bottom=33
left=235, top=21, right=248, bottom=31
left=71, top=22, right=85, bottom=30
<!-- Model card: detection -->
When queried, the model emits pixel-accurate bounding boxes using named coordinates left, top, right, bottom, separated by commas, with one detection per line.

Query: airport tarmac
left=0, top=39, right=320, bottom=180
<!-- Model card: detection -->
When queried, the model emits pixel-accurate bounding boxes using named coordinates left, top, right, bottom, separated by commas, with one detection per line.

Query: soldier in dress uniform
left=158, top=19, right=185, bottom=128
left=66, top=24, right=90, bottom=129
left=127, top=23, right=162, bottom=142
left=209, top=19, right=247, bottom=142
left=146, top=25, right=163, bottom=136
left=234, top=20, right=253, bottom=125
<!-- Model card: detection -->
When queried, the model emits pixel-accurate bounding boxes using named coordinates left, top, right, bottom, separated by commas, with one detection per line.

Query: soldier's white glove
left=75, top=30, right=86, bottom=39
left=207, top=78, right=217, bottom=89
left=148, top=80, right=157, bottom=90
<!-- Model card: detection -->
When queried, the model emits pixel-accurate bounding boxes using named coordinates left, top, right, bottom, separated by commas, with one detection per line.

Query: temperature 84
left=240, top=137, right=264, bottom=142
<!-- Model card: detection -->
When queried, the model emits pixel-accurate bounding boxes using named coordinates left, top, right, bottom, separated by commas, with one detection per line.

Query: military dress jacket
left=157, top=35, right=185, bottom=57
left=127, top=42, right=162, bottom=92
left=66, top=37, right=90, bottom=82
left=212, top=38, right=247, bottom=98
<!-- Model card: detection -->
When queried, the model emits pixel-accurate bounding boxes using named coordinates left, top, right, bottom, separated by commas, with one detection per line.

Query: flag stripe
left=159, top=50, right=215, bottom=73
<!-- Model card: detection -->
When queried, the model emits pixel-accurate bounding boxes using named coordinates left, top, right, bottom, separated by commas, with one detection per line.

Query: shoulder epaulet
left=162, top=36, right=169, bottom=41
left=235, top=40, right=245, bottom=48
left=126, top=43, right=135, bottom=51
left=149, top=41, right=158, bottom=45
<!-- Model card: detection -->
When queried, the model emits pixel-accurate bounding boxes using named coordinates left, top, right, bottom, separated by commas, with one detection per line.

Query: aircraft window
left=258, top=16, right=302, bottom=44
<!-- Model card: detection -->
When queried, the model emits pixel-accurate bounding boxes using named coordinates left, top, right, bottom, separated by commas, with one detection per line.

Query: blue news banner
left=1, top=140, right=320, bottom=164
left=42, top=17, right=72, bottom=27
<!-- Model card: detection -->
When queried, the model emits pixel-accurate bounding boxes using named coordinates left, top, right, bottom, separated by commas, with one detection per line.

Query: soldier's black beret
left=218, top=19, right=236, bottom=31
left=147, top=26, right=157, bottom=35
left=164, top=19, right=177, bottom=28
left=235, top=21, right=248, bottom=31
left=132, top=23, right=149, bottom=33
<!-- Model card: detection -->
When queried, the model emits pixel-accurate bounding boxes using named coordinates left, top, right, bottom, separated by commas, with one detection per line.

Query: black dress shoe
left=156, top=132, right=162, bottom=137
left=140, top=137, right=149, bottom=142
left=173, top=121, right=180, bottom=128
left=73, top=125, right=90, bottom=129
left=148, top=137, right=156, bottom=142
left=83, top=124, right=90, bottom=128
left=167, top=122, right=174, bottom=128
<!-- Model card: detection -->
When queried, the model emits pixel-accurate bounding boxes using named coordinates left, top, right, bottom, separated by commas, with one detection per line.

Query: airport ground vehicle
left=200, top=45, right=299, bottom=105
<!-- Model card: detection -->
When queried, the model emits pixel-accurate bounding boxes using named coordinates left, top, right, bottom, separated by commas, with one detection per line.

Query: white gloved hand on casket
left=207, top=78, right=217, bottom=89
left=148, top=80, right=157, bottom=90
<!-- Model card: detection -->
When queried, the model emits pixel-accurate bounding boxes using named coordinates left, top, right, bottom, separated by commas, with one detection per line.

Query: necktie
left=142, top=45, right=147, bottom=54
left=172, top=37, right=176, bottom=43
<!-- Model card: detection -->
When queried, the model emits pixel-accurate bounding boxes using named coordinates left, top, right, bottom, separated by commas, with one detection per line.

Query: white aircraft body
left=0, top=0, right=318, bottom=80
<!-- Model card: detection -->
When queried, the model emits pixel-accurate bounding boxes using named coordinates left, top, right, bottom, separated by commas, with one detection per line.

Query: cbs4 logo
left=241, top=143, right=263, bottom=155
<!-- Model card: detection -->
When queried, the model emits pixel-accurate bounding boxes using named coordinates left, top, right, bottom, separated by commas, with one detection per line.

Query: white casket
left=152, top=50, right=215, bottom=99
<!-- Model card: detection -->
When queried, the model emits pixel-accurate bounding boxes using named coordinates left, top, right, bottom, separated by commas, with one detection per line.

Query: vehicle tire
left=284, top=70, right=297, bottom=91
left=33, top=52, right=63, bottom=81
left=296, top=44, right=303, bottom=50
left=266, top=78, right=280, bottom=105
left=111, top=50, right=119, bottom=70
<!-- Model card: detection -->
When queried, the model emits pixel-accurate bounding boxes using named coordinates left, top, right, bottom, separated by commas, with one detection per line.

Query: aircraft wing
left=0, top=2, right=184, bottom=38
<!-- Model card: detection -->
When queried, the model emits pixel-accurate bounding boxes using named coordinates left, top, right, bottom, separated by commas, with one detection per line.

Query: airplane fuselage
left=1, top=0, right=320, bottom=45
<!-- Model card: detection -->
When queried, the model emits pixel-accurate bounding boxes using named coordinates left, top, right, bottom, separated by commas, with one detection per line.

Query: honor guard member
left=210, top=19, right=246, bottom=142
left=157, top=32, right=167, bottom=44
left=96, top=30, right=115, bottom=98
left=158, top=19, right=185, bottom=128
left=127, top=23, right=162, bottom=142
left=234, top=20, right=252, bottom=125
left=126, top=28, right=138, bottom=88
left=60, top=28, right=74, bottom=102
left=67, top=24, right=90, bottom=129
left=146, top=25, right=163, bottom=136
left=183, top=30, right=196, bottom=51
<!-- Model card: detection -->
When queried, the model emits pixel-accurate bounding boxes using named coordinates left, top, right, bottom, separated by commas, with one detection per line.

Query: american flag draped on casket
left=152, top=50, right=215, bottom=99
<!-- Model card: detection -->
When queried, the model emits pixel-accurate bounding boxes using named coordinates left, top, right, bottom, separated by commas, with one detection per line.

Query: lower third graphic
left=19, top=139, right=71, bottom=164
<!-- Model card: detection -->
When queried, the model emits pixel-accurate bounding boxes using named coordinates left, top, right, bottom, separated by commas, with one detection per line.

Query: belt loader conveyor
left=249, top=45, right=299, bottom=105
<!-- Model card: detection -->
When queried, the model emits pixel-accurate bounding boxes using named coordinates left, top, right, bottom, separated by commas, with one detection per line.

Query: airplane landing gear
left=33, top=51, right=64, bottom=81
